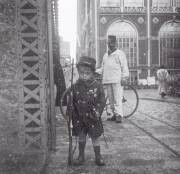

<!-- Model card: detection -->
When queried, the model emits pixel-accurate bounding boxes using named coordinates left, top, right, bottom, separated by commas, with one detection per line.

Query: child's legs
left=91, top=136, right=105, bottom=165
left=91, top=136, right=101, bottom=147
left=74, top=129, right=87, bottom=164
left=78, top=129, right=87, bottom=143
left=112, top=83, right=123, bottom=117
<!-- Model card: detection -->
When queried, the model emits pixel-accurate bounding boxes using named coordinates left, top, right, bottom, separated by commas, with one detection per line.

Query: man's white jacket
left=98, top=49, right=129, bottom=84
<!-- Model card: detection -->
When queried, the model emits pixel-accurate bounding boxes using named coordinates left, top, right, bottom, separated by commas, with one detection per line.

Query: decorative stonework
left=153, top=17, right=159, bottom=24
left=138, top=17, right=144, bottom=24
left=99, top=7, right=146, bottom=13
left=151, top=7, right=175, bottom=13
left=100, top=17, right=107, bottom=24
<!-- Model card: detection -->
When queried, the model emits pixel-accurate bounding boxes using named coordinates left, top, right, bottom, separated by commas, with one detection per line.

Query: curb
left=140, top=97, right=180, bottom=105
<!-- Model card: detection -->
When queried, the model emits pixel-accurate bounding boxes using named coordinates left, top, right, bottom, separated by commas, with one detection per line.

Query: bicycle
left=60, top=79, right=139, bottom=119
left=104, top=83, right=139, bottom=118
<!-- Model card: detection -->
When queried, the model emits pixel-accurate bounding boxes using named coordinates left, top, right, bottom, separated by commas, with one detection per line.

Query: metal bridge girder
left=16, top=0, right=48, bottom=153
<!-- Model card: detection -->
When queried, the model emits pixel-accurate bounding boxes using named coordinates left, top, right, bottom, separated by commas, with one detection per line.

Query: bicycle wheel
left=60, top=88, right=69, bottom=119
left=105, top=84, right=139, bottom=118
left=122, top=84, right=139, bottom=118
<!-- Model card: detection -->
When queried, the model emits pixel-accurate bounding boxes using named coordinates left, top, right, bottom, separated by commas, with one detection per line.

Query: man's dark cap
left=77, top=56, right=96, bottom=72
left=108, top=35, right=116, bottom=43
left=159, top=65, right=165, bottom=69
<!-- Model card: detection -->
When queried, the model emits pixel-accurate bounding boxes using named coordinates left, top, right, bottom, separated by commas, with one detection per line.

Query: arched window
left=107, top=21, right=138, bottom=84
left=107, top=21, right=138, bottom=68
left=159, top=21, right=180, bottom=68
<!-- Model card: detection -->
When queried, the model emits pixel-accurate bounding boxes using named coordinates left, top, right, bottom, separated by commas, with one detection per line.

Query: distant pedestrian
left=97, top=35, right=129, bottom=123
left=156, top=65, right=169, bottom=98
left=53, top=43, right=66, bottom=106
left=66, top=56, right=106, bottom=166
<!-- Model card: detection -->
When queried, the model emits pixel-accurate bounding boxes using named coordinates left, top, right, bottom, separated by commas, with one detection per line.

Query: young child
left=66, top=56, right=106, bottom=166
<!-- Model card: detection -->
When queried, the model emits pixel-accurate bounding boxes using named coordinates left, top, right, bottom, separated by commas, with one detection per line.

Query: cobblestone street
left=44, top=89, right=180, bottom=174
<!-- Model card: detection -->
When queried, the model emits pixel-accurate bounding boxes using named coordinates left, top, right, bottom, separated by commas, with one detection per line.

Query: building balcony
left=99, top=6, right=179, bottom=14
left=99, top=6, right=146, bottom=14
left=151, top=6, right=179, bottom=13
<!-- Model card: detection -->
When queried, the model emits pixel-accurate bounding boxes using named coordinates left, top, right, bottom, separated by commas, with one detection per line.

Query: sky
left=58, top=0, right=77, bottom=59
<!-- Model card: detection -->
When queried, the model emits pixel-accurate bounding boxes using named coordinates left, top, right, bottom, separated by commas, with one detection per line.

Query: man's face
left=108, top=39, right=116, bottom=51
left=78, top=65, right=93, bottom=81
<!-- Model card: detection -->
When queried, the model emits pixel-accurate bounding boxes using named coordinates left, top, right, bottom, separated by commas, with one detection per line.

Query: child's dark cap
left=77, top=56, right=96, bottom=72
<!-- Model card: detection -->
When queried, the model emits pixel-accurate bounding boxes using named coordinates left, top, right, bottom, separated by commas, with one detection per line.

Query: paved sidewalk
left=44, top=89, right=180, bottom=174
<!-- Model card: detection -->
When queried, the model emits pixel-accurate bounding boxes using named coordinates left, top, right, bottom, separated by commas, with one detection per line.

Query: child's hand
left=95, top=112, right=100, bottom=119
left=90, top=110, right=101, bottom=121
left=95, top=68, right=103, bottom=74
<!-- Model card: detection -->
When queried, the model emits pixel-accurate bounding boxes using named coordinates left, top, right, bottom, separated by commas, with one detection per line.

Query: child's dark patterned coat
left=67, top=79, right=106, bottom=138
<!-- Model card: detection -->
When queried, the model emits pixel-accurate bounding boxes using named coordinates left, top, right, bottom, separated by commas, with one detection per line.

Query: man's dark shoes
left=116, top=115, right=122, bottom=123
left=107, top=115, right=116, bottom=121
left=161, top=92, right=166, bottom=98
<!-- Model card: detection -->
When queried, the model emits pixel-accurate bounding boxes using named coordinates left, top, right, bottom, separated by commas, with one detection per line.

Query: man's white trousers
left=104, top=83, right=123, bottom=117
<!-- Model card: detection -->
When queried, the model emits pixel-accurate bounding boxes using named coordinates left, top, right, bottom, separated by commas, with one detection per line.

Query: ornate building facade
left=77, top=0, right=97, bottom=60
left=77, top=0, right=180, bottom=84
